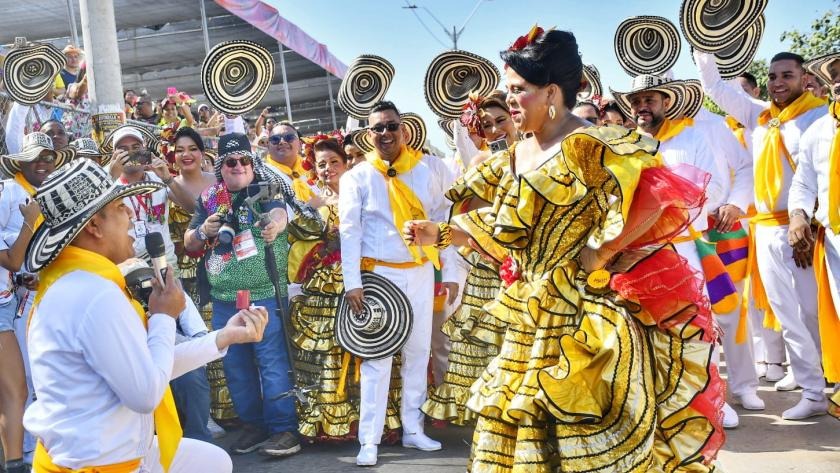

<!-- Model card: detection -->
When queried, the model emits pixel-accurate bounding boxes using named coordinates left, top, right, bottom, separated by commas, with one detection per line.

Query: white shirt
left=24, top=270, right=226, bottom=469
left=789, top=113, right=838, bottom=229
left=656, top=125, right=729, bottom=231
left=695, top=50, right=827, bottom=213
left=694, top=108, right=755, bottom=213
left=0, top=179, right=29, bottom=305
left=339, top=154, right=456, bottom=291
left=123, top=172, right=176, bottom=266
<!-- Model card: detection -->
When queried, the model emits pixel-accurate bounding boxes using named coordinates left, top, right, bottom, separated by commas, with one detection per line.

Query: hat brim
left=614, top=16, right=681, bottom=76
left=353, top=113, right=427, bottom=154
left=438, top=118, right=456, bottom=150
left=424, top=50, right=500, bottom=119
left=681, top=79, right=704, bottom=118
left=611, top=82, right=686, bottom=121
left=101, top=125, right=160, bottom=154
left=706, top=15, right=765, bottom=79
left=578, top=64, right=603, bottom=102
left=335, top=271, right=413, bottom=360
left=337, top=55, right=396, bottom=120
left=805, top=52, right=840, bottom=87
left=200, top=40, right=275, bottom=116
left=24, top=179, right=165, bottom=272
left=2, top=42, right=66, bottom=105
left=0, top=147, right=76, bottom=179
left=680, top=0, right=768, bottom=52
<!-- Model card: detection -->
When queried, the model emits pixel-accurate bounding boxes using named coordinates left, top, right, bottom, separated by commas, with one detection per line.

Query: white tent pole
left=278, top=42, right=293, bottom=122
left=66, top=0, right=80, bottom=46
left=326, top=71, right=337, bottom=130
left=199, top=0, right=210, bottom=55
left=79, top=0, right=124, bottom=114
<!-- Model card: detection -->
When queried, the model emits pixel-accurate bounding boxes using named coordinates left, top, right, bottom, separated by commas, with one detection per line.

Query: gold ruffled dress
left=287, top=204, right=402, bottom=439
left=169, top=201, right=237, bottom=421
left=456, top=127, right=724, bottom=473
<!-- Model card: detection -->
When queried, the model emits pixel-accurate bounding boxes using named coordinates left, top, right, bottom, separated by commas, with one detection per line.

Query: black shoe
left=260, top=431, right=301, bottom=457
left=232, top=425, right=270, bottom=454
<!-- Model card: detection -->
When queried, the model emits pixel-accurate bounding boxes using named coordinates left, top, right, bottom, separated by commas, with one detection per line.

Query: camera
left=217, top=211, right=237, bottom=245
left=127, top=149, right=153, bottom=165
left=121, top=263, right=155, bottom=309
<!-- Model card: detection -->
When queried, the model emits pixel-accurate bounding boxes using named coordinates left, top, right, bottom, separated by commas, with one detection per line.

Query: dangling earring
left=548, top=104, right=557, bottom=120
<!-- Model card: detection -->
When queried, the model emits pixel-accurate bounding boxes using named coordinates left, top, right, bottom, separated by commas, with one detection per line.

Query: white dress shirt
left=694, top=108, right=755, bottom=213
left=25, top=270, right=226, bottom=469
left=695, top=50, right=827, bottom=213
left=0, top=179, right=29, bottom=305
left=339, top=154, right=455, bottom=291
left=789, top=113, right=838, bottom=228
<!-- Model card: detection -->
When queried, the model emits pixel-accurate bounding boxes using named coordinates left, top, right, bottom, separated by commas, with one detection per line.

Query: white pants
left=754, top=224, right=825, bottom=399
left=358, top=263, right=434, bottom=445
left=674, top=241, right=758, bottom=397
left=140, top=437, right=231, bottom=473
left=750, top=294, right=787, bottom=365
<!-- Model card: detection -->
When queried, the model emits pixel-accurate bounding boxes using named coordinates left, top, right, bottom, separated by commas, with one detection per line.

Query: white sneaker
left=775, top=372, right=799, bottom=391
left=733, top=392, right=765, bottom=411
left=755, top=362, right=768, bottom=379
left=765, top=363, right=786, bottom=382
left=722, top=403, right=739, bottom=429
left=207, top=417, right=226, bottom=439
left=356, top=444, right=378, bottom=467
left=782, top=397, right=828, bottom=420
left=402, top=432, right=442, bottom=451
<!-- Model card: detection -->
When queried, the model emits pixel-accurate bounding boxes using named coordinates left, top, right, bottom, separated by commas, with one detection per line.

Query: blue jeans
left=171, top=365, right=211, bottom=441
left=211, top=296, right=297, bottom=434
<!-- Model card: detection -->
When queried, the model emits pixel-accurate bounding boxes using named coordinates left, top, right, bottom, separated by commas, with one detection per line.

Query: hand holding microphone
left=144, top=232, right=185, bottom=319
left=145, top=232, right=168, bottom=286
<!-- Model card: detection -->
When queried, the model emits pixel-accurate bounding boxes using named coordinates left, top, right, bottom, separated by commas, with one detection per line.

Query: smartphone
left=167, top=86, right=177, bottom=96
left=489, top=138, right=509, bottom=154
left=128, top=149, right=153, bottom=165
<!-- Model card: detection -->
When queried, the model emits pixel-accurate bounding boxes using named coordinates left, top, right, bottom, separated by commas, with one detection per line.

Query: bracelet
left=22, top=220, right=35, bottom=234
left=789, top=208, right=808, bottom=220
left=162, top=175, right=174, bottom=185
left=435, top=222, right=453, bottom=250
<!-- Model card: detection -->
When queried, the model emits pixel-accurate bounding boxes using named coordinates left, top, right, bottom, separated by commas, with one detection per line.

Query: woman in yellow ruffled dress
left=287, top=138, right=402, bottom=442
left=406, top=28, right=725, bottom=472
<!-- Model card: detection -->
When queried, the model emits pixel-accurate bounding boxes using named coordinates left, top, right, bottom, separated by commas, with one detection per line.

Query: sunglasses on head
left=268, top=133, right=298, bottom=145
left=223, top=156, right=253, bottom=168
left=369, top=122, right=401, bottom=134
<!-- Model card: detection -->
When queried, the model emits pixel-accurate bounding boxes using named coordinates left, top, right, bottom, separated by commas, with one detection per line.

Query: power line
left=403, top=1, right=450, bottom=49
left=402, top=0, right=489, bottom=50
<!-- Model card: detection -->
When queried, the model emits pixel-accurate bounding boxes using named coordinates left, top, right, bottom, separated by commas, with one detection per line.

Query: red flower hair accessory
left=509, top=24, right=545, bottom=51
left=460, top=91, right=485, bottom=138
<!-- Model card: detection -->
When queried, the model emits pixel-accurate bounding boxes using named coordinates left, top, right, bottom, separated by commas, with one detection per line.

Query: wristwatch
left=196, top=225, right=209, bottom=242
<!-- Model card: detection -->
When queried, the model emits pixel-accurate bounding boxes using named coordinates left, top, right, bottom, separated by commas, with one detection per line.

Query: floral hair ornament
left=459, top=91, right=485, bottom=138
left=508, top=24, right=553, bottom=51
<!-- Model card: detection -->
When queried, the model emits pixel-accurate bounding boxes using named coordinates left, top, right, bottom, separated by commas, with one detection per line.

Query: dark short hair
left=739, top=72, right=758, bottom=89
left=273, top=121, right=301, bottom=139
left=771, top=52, right=805, bottom=67
left=40, top=119, right=65, bottom=131
left=173, top=127, right=205, bottom=152
left=369, top=100, right=401, bottom=117
left=313, top=138, right=349, bottom=162
left=500, top=30, right=583, bottom=109
left=573, top=101, right=598, bottom=116
left=602, top=101, right=627, bottom=120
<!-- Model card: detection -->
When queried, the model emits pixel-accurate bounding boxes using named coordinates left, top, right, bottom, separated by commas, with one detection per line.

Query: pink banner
left=214, top=0, right=348, bottom=78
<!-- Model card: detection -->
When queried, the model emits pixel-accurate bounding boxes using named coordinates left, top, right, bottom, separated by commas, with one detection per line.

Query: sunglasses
left=369, top=122, right=401, bottom=134
left=35, top=154, right=56, bottom=163
left=223, top=156, right=253, bottom=168
left=268, top=133, right=298, bottom=145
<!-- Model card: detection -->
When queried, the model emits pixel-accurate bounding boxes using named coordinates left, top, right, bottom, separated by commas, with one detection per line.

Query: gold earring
left=548, top=105, right=557, bottom=120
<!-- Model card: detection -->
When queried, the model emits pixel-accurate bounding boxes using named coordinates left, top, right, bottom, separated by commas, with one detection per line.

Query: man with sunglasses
left=264, top=121, right=320, bottom=213
left=338, top=101, right=457, bottom=466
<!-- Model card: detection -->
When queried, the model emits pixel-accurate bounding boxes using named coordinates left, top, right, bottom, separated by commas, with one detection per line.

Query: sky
left=266, top=0, right=836, bottom=150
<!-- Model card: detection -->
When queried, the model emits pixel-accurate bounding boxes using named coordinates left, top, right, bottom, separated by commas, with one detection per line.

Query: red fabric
left=691, top=363, right=727, bottom=462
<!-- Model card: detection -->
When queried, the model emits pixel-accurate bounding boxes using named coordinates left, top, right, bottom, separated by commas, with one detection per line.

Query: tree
left=780, top=1, right=840, bottom=58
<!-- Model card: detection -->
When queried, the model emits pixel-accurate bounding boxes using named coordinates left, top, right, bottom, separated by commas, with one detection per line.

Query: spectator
left=133, top=97, right=159, bottom=125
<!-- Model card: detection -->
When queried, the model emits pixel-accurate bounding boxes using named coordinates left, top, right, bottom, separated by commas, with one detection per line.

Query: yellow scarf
left=724, top=115, right=747, bottom=149
left=653, top=117, right=694, bottom=143
left=828, top=102, right=840, bottom=234
left=814, top=227, right=840, bottom=382
left=14, top=172, right=45, bottom=228
left=755, top=91, right=826, bottom=211
left=267, top=157, right=315, bottom=201
left=365, top=146, right=440, bottom=268
left=31, top=246, right=182, bottom=473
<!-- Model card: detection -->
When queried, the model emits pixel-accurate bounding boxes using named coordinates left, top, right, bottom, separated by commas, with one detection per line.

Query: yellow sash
left=814, top=227, right=840, bottom=382
left=365, top=146, right=440, bottom=269
left=739, top=211, right=789, bottom=339
left=14, top=172, right=45, bottom=228
left=31, top=246, right=182, bottom=473
left=828, top=102, right=840, bottom=234
left=653, top=117, right=694, bottom=143
left=755, top=91, right=826, bottom=211
left=266, top=157, right=315, bottom=201
left=724, top=115, right=747, bottom=149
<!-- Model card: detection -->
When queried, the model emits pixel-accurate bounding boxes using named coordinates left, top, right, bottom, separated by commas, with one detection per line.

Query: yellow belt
left=360, top=257, right=428, bottom=272
left=34, top=442, right=141, bottom=473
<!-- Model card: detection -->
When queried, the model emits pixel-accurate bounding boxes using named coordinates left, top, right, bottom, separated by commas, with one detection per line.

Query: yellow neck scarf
left=755, top=91, right=826, bottom=210
left=267, top=157, right=314, bottom=201
left=365, top=146, right=440, bottom=268
left=31, top=246, right=182, bottom=473
left=14, top=172, right=44, bottom=228
left=724, top=115, right=747, bottom=149
left=828, top=101, right=840, bottom=234
left=815, top=227, right=840, bottom=382
left=652, top=117, right=694, bottom=143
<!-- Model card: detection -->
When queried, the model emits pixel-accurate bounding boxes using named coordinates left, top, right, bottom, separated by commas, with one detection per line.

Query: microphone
left=144, top=232, right=168, bottom=286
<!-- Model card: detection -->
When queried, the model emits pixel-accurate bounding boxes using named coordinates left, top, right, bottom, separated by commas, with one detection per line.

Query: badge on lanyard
left=233, top=229, right=258, bottom=261
left=134, top=220, right=148, bottom=238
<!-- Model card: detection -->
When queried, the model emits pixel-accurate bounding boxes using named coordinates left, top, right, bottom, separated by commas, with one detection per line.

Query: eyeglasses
left=268, top=133, right=298, bottom=145
left=223, top=156, right=253, bottom=168
left=369, top=122, right=401, bottom=134
left=35, top=154, right=56, bottom=163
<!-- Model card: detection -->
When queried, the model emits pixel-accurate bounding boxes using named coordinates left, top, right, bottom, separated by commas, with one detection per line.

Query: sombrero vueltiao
left=679, top=0, right=768, bottom=52
left=69, top=137, right=110, bottom=165
left=424, top=50, right=500, bottom=119
left=352, top=113, right=427, bottom=153
left=578, top=64, right=603, bottom=102
left=681, top=79, right=705, bottom=118
left=201, top=40, right=275, bottom=115
left=335, top=271, right=413, bottom=360
left=337, top=55, right=396, bottom=120
left=610, top=75, right=686, bottom=121
left=805, top=52, right=840, bottom=87
left=101, top=124, right=161, bottom=154
left=704, top=14, right=765, bottom=79
left=614, top=16, right=681, bottom=76
left=0, top=132, right=75, bottom=178
left=24, top=158, right=164, bottom=272
left=2, top=37, right=66, bottom=105
left=438, top=118, right=456, bottom=151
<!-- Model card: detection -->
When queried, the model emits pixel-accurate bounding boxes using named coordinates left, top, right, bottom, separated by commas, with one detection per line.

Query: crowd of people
left=0, top=5, right=839, bottom=473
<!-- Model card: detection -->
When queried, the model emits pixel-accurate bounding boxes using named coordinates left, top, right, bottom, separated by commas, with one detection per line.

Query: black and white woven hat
left=438, top=118, right=456, bottom=150
left=610, top=75, right=686, bottom=120
left=681, top=79, right=705, bottom=118
left=679, top=0, right=767, bottom=52
left=700, top=14, right=765, bottom=79
left=352, top=113, right=427, bottom=153
left=337, top=55, right=396, bottom=120
left=804, top=52, right=840, bottom=87
left=2, top=37, right=66, bottom=105
left=336, top=272, right=413, bottom=360
left=578, top=64, right=603, bottom=102
left=24, top=158, right=164, bottom=272
left=0, top=132, right=75, bottom=178
left=68, top=137, right=109, bottom=165
left=424, top=50, right=500, bottom=119
left=201, top=40, right=275, bottom=115
left=614, top=16, right=681, bottom=76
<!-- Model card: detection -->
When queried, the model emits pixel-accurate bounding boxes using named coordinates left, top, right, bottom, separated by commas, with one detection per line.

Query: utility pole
left=78, top=0, right=124, bottom=114
left=403, top=0, right=488, bottom=50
